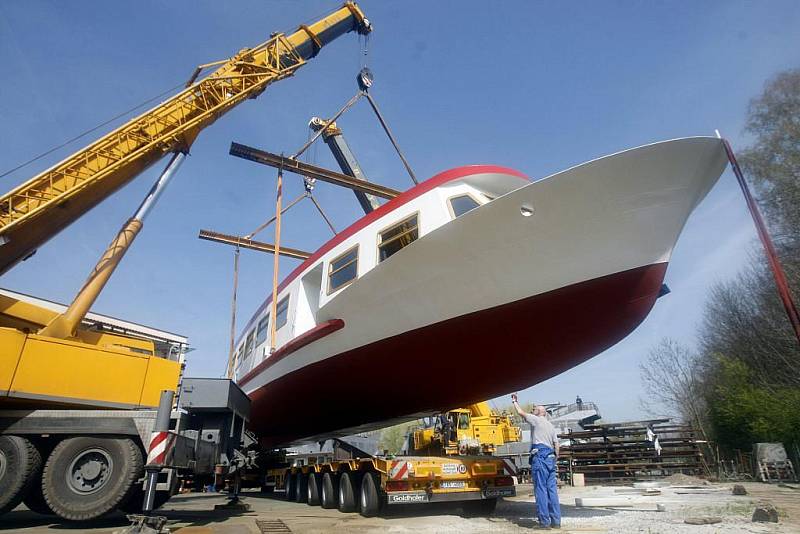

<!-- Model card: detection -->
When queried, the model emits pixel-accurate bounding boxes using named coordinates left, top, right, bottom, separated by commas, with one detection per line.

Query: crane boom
left=0, top=2, right=370, bottom=275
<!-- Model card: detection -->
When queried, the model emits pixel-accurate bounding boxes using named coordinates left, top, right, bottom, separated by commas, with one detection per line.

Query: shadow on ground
left=242, top=489, right=620, bottom=524
left=496, top=500, right=617, bottom=528
left=0, top=510, right=129, bottom=531
left=0, top=494, right=250, bottom=532
left=0, top=490, right=621, bottom=531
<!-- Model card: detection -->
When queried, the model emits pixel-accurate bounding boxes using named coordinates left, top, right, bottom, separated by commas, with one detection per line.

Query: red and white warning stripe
left=501, top=458, right=518, bottom=476
left=389, top=460, right=409, bottom=481
left=146, top=431, right=176, bottom=466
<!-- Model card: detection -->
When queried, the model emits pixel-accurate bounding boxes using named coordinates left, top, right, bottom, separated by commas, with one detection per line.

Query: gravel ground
left=497, top=482, right=796, bottom=534
left=1, top=481, right=796, bottom=533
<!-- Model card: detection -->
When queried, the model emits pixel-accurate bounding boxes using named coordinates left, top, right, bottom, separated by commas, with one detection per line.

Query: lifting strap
left=226, top=246, right=240, bottom=378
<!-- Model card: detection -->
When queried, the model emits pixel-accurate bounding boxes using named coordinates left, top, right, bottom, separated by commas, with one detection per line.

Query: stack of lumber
left=559, top=418, right=705, bottom=483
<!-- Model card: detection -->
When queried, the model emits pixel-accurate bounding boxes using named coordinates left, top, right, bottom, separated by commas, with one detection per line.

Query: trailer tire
left=337, top=471, right=360, bottom=513
left=359, top=471, right=382, bottom=517
left=321, top=472, right=338, bottom=509
left=0, top=435, right=42, bottom=516
left=461, top=497, right=497, bottom=517
left=294, top=473, right=308, bottom=503
left=307, top=472, right=321, bottom=505
left=285, top=472, right=296, bottom=501
left=23, top=482, right=54, bottom=515
left=42, top=437, right=143, bottom=521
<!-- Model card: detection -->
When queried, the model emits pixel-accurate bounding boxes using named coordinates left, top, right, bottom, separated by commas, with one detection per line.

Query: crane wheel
left=320, top=472, right=339, bottom=509
left=294, top=473, right=308, bottom=503
left=337, top=471, right=360, bottom=513
left=307, top=472, right=321, bottom=505
left=0, top=436, right=42, bottom=516
left=358, top=471, right=382, bottom=517
left=285, top=472, right=297, bottom=501
left=42, top=437, right=143, bottom=521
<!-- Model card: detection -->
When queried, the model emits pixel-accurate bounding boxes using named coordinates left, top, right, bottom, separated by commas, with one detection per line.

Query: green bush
left=707, top=355, right=800, bottom=452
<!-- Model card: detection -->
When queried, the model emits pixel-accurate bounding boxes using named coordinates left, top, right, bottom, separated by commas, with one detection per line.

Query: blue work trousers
left=531, top=444, right=561, bottom=527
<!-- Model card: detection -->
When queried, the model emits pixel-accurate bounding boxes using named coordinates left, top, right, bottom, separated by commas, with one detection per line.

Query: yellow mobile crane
left=410, top=402, right=522, bottom=457
left=0, top=4, right=370, bottom=521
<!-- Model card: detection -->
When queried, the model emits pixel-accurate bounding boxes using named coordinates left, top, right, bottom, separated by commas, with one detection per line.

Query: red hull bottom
left=249, top=262, right=668, bottom=447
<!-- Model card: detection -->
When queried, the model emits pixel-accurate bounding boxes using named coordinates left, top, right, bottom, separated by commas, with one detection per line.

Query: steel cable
left=0, top=81, right=186, bottom=180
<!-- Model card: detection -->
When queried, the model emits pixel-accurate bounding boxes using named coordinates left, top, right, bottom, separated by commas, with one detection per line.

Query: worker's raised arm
left=511, top=393, right=528, bottom=417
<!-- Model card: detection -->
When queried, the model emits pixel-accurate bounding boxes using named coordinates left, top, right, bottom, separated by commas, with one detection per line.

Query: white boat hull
left=240, top=137, right=728, bottom=446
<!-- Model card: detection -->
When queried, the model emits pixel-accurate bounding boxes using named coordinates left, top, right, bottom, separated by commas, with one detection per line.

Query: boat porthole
left=520, top=205, right=534, bottom=217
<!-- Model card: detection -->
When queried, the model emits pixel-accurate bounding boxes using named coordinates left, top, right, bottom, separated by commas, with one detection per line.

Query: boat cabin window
left=256, top=315, right=269, bottom=345
left=378, top=213, right=419, bottom=262
left=447, top=194, right=481, bottom=218
left=243, top=329, right=256, bottom=360
left=328, top=246, right=358, bottom=294
left=275, top=297, right=290, bottom=330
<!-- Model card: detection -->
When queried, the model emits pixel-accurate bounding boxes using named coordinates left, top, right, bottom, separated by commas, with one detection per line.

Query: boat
left=230, top=136, right=728, bottom=447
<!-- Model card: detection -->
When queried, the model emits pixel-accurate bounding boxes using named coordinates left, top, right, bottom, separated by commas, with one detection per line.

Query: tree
left=641, top=67, right=800, bottom=456
left=700, top=260, right=800, bottom=389
left=706, top=356, right=800, bottom=451
left=639, top=338, right=709, bottom=439
left=377, top=422, right=416, bottom=455
left=698, top=67, right=800, bottom=392
left=739, top=69, right=800, bottom=245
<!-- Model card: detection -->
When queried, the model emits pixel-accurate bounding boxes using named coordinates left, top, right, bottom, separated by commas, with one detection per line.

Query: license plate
left=440, top=481, right=466, bottom=489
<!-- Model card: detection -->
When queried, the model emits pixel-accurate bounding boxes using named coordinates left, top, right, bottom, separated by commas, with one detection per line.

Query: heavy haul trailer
left=255, top=404, right=521, bottom=517
left=270, top=454, right=516, bottom=517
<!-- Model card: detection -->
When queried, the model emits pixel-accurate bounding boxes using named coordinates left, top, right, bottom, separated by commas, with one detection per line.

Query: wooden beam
left=198, top=229, right=311, bottom=260
left=229, top=142, right=401, bottom=200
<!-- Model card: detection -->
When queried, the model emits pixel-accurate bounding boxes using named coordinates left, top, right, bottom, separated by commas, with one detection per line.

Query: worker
left=576, top=395, right=583, bottom=410
left=512, top=393, right=561, bottom=529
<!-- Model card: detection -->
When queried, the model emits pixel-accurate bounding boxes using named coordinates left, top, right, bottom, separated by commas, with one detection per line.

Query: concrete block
left=752, top=503, right=779, bottom=523
left=732, top=484, right=747, bottom=495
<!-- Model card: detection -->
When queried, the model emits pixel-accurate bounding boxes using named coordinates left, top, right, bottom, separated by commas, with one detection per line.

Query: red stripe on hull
left=249, top=262, right=668, bottom=447
left=239, top=319, right=345, bottom=387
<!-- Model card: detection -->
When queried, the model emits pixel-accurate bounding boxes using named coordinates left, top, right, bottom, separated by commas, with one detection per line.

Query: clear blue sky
left=1, top=1, right=798, bottom=422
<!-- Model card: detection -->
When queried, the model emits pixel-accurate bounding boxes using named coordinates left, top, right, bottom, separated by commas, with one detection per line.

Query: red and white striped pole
left=143, top=390, right=174, bottom=514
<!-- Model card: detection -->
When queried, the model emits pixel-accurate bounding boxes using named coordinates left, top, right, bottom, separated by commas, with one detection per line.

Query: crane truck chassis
left=0, top=377, right=249, bottom=521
